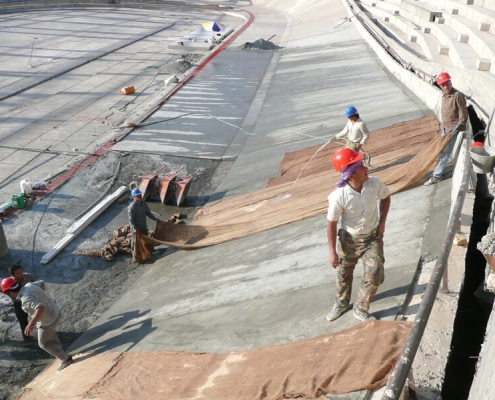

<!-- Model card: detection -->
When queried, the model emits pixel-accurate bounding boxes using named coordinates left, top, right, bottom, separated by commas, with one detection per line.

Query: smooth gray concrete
left=0, top=1, right=456, bottom=397
left=0, top=7, right=243, bottom=203
left=115, top=3, right=429, bottom=199
left=112, top=49, right=276, bottom=159
left=69, top=0, right=446, bottom=356
left=71, top=183, right=449, bottom=355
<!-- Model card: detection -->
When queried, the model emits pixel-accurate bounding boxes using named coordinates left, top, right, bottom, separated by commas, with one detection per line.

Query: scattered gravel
left=158, top=54, right=204, bottom=76
left=0, top=151, right=230, bottom=399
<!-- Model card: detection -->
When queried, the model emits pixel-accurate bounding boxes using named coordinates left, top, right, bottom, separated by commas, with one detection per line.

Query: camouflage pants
left=335, top=228, right=385, bottom=312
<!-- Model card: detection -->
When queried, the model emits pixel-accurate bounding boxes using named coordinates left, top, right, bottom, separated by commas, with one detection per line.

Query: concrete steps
left=358, top=0, right=451, bottom=64
left=358, top=0, right=495, bottom=73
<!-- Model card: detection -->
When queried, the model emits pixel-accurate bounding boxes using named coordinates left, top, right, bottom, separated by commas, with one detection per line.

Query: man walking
left=424, top=72, right=468, bottom=185
left=8, top=264, right=35, bottom=344
left=1, top=278, right=73, bottom=370
left=326, top=148, right=391, bottom=322
left=127, top=188, right=161, bottom=251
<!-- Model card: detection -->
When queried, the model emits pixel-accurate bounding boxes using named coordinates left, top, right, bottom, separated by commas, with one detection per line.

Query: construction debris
left=158, top=54, right=202, bottom=75
left=40, top=186, right=127, bottom=264
left=75, top=214, right=184, bottom=261
left=454, top=234, right=467, bottom=246
left=477, top=232, right=495, bottom=256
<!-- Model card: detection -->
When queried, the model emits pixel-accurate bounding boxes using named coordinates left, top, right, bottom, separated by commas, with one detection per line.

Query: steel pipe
left=381, top=134, right=472, bottom=399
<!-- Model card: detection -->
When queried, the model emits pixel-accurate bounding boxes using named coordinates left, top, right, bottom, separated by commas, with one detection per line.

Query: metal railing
left=381, top=133, right=472, bottom=399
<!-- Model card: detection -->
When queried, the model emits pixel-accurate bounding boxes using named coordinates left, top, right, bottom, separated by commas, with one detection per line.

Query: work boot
left=58, top=355, right=73, bottom=371
left=326, top=301, right=350, bottom=321
left=22, top=337, right=36, bottom=348
left=424, top=176, right=441, bottom=186
left=353, top=308, right=377, bottom=322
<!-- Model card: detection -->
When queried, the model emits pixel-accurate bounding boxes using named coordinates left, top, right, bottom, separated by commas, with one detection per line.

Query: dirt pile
left=239, top=38, right=281, bottom=51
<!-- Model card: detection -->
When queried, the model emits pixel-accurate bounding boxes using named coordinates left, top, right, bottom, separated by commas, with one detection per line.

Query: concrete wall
left=468, top=303, right=495, bottom=399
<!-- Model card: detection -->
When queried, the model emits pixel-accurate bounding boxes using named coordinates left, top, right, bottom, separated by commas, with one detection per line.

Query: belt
left=343, top=227, right=378, bottom=240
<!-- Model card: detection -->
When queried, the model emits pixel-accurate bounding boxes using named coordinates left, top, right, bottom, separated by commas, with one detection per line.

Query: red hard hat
left=332, top=148, right=365, bottom=172
left=1, top=277, right=18, bottom=293
left=472, top=141, right=484, bottom=148
left=436, top=72, right=451, bottom=85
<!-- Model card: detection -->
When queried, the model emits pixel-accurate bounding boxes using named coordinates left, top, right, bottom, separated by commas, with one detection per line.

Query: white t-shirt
left=327, top=177, right=390, bottom=235
left=18, top=281, right=60, bottom=327
left=334, top=118, right=370, bottom=145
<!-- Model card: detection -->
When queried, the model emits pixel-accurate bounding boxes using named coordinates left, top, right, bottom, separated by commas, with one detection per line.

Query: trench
left=441, top=173, right=494, bottom=399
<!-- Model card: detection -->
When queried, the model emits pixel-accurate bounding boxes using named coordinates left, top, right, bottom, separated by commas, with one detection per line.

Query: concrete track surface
left=0, top=1, right=466, bottom=399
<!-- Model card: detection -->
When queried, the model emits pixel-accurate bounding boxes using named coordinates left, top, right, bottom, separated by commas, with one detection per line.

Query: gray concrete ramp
left=67, top=0, right=446, bottom=372
left=0, top=0, right=457, bottom=398
left=71, top=181, right=450, bottom=356
left=112, top=49, right=275, bottom=159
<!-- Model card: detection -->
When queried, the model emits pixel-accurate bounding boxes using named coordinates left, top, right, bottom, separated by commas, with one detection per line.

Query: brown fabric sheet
left=19, top=321, right=411, bottom=399
left=148, top=116, right=445, bottom=249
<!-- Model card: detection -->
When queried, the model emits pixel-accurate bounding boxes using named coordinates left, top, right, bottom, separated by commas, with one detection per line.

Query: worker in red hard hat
left=332, top=106, right=370, bottom=152
left=1, top=277, right=73, bottom=370
left=8, top=264, right=35, bottom=345
left=326, top=148, right=391, bottom=322
left=424, top=72, right=468, bottom=185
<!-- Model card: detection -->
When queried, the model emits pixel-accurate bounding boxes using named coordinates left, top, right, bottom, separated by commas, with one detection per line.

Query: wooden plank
left=41, top=186, right=127, bottom=264
left=66, top=186, right=127, bottom=234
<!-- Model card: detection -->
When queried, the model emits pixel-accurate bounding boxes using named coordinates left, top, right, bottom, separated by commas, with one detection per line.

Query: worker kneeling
left=326, top=148, right=391, bottom=322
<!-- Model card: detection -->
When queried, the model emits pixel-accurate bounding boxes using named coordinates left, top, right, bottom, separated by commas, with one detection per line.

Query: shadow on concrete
left=374, top=284, right=412, bottom=301
left=72, top=310, right=155, bottom=357
left=0, top=154, right=58, bottom=192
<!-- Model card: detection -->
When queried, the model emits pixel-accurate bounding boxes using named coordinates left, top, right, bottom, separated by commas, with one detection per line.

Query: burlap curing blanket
left=138, top=116, right=449, bottom=250
left=19, top=320, right=411, bottom=399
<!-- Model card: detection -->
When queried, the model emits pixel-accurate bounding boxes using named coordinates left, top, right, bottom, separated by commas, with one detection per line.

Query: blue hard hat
left=345, top=106, right=358, bottom=118
left=131, top=188, right=142, bottom=197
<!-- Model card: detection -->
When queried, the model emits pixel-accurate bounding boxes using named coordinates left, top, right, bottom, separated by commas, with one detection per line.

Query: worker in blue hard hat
left=128, top=188, right=161, bottom=252
left=332, top=106, right=370, bottom=152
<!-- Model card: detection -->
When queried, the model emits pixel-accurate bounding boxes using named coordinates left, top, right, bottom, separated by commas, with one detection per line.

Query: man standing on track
left=8, top=264, right=35, bottom=345
left=333, top=106, right=370, bottom=152
left=424, top=72, right=468, bottom=185
left=128, top=188, right=161, bottom=252
left=326, top=148, right=391, bottom=322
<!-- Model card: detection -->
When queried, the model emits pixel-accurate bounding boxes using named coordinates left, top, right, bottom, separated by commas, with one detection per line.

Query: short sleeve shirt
left=18, top=281, right=60, bottom=327
left=327, top=177, right=390, bottom=235
left=13, top=272, right=35, bottom=303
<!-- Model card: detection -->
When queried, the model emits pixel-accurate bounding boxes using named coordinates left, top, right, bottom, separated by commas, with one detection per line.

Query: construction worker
left=8, top=264, right=35, bottom=344
left=128, top=188, right=161, bottom=250
left=1, top=278, right=73, bottom=371
left=424, top=72, right=468, bottom=185
left=326, top=148, right=391, bottom=322
left=332, top=106, right=370, bottom=152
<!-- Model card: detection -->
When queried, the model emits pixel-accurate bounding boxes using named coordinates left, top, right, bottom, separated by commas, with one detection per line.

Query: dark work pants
left=13, top=301, right=30, bottom=340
